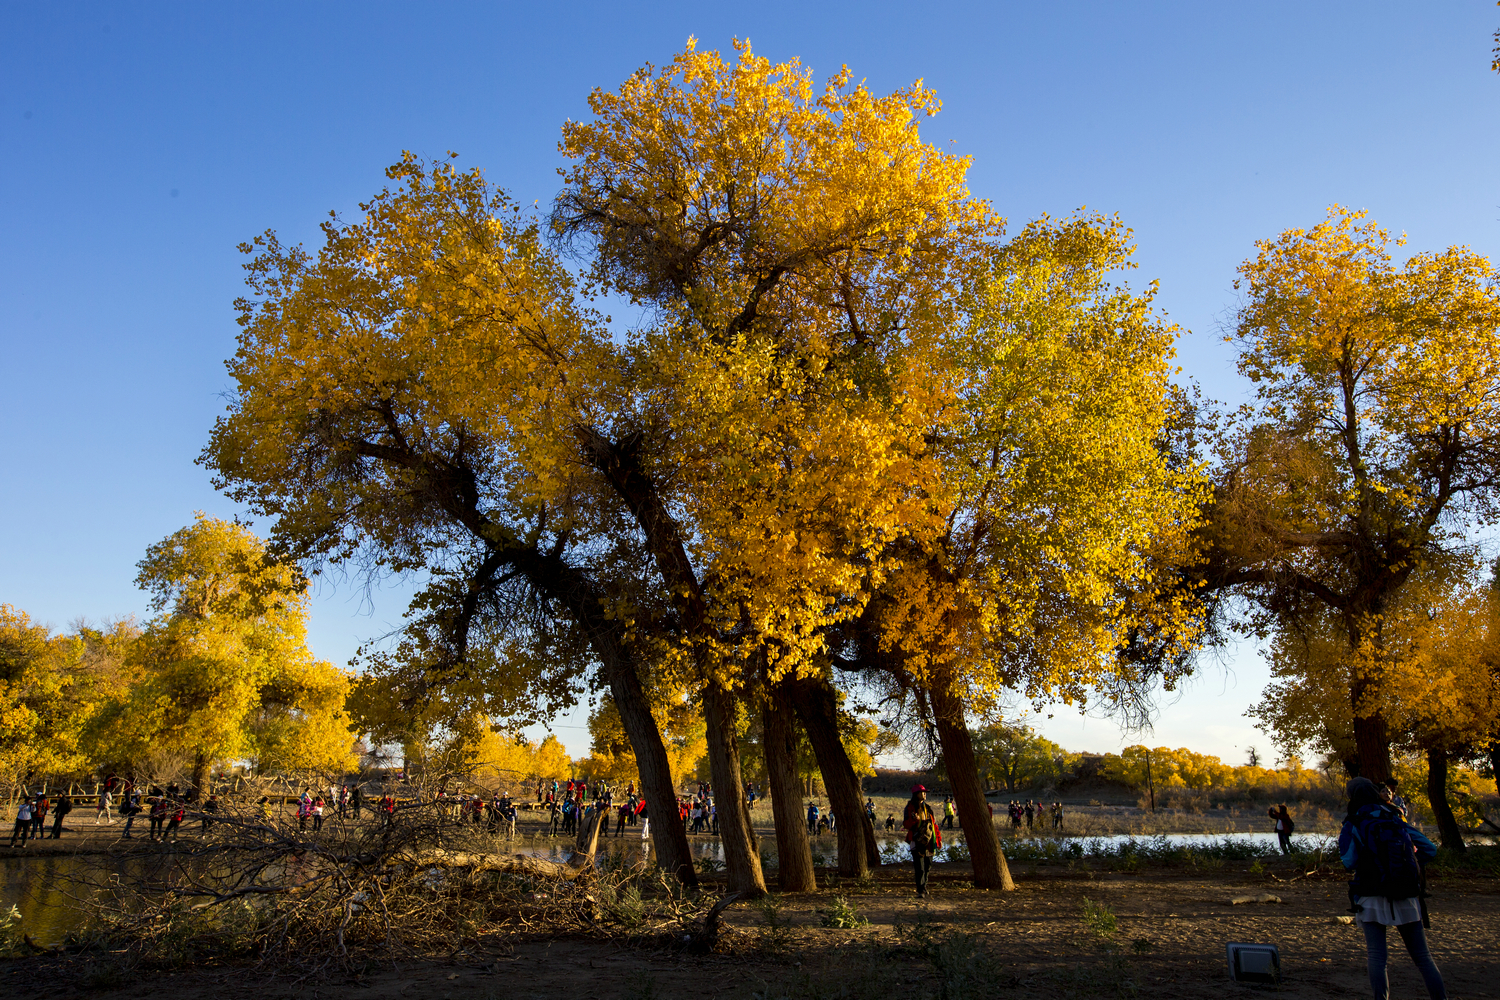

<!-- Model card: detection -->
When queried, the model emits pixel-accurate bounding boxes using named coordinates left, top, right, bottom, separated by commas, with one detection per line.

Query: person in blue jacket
left=1338, top=777, right=1446, bottom=1000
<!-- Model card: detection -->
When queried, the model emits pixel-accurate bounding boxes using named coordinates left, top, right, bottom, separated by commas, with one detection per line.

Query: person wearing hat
left=902, top=784, right=942, bottom=899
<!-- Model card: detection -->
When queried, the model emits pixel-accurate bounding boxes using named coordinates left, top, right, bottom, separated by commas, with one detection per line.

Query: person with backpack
left=1268, top=803, right=1295, bottom=854
left=902, top=784, right=942, bottom=899
left=30, top=794, right=48, bottom=839
left=1339, top=777, right=1447, bottom=1000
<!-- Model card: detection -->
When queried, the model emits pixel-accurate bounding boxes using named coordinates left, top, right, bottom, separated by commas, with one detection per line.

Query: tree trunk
left=417, top=848, right=592, bottom=879
left=1425, top=745, right=1465, bottom=852
left=1490, top=742, right=1500, bottom=797
left=792, top=676, right=875, bottom=877
left=574, top=428, right=763, bottom=896
left=540, top=563, right=697, bottom=887
left=702, top=681, right=767, bottom=896
left=763, top=682, right=816, bottom=891
left=1349, top=674, right=1392, bottom=781
left=576, top=802, right=606, bottom=858
left=929, top=683, right=1014, bottom=891
left=191, top=752, right=210, bottom=799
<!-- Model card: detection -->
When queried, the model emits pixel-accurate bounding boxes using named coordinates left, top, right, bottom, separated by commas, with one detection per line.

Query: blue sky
left=4, top=3, right=1498, bottom=764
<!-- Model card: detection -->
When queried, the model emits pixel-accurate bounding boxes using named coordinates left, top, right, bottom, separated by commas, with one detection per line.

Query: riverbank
left=0, top=794, right=1404, bottom=860
left=5, top=853, right=1497, bottom=999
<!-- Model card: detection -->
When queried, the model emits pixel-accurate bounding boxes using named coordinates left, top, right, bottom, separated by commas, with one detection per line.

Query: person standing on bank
left=903, top=784, right=942, bottom=899
left=1268, top=803, right=1294, bottom=854
left=1339, top=777, right=1446, bottom=1000
left=50, top=794, right=71, bottom=839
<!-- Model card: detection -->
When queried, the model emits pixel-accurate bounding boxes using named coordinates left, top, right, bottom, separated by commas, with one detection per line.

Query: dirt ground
left=7, top=855, right=1496, bottom=1000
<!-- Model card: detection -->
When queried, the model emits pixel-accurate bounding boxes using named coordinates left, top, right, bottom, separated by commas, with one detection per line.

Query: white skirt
left=1355, top=895, right=1422, bottom=926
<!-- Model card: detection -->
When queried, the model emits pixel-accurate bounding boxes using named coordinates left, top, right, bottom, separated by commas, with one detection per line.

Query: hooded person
left=1338, top=777, right=1446, bottom=1000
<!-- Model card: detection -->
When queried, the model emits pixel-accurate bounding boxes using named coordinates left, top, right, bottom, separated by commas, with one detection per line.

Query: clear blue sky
left=4, top=3, right=1498, bottom=764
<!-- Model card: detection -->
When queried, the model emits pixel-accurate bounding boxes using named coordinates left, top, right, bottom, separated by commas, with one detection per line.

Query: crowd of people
left=7, top=776, right=204, bottom=845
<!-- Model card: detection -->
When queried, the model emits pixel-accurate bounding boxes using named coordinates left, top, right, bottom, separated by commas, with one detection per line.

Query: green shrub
left=819, top=896, right=868, bottom=929
left=1081, top=897, right=1118, bottom=940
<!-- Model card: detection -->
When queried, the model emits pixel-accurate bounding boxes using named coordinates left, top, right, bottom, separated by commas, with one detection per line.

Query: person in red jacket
left=902, top=784, right=942, bottom=899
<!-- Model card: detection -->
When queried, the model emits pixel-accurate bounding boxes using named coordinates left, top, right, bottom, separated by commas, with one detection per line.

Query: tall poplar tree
left=124, top=516, right=356, bottom=792
left=1212, top=207, right=1500, bottom=780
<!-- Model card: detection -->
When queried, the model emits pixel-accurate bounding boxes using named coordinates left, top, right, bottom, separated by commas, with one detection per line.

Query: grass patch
left=1430, top=844, right=1500, bottom=876
left=893, top=914, right=997, bottom=1000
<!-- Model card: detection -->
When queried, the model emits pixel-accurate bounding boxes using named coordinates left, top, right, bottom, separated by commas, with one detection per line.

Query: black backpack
left=1350, top=808, right=1423, bottom=900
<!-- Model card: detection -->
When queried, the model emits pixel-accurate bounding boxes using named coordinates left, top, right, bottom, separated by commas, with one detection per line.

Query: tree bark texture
left=1425, top=745, right=1466, bottom=852
left=792, top=676, right=876, bottom=876
left=192, top=752, right=210, bottom=799
left=598, top=657, right=696, bottom=883
left=929, top=682, right=1014, bottom=891
left=575, top=802, right=606, bottom=858
left=702, top=680, right=768, bottom=896
left=762, top=682, right=816, bottom=891
left=1350, top=707, right=1393, bottom=782
left=522, top=550, right=697, bottom=886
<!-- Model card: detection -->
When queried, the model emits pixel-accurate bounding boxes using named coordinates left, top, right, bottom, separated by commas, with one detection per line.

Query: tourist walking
left=902, top=784, right=942, bottom=899
left=148, top=795, right=167, bottom=840
left=1339, top=777, right=1446, bottom=1000
left=121, top=792, right=141, bottom=838
left=941, top=795, right=955, bottom=829
left=96, top=788, right=113, bottom=824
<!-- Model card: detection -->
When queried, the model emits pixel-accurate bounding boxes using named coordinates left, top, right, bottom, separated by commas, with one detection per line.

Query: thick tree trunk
left=703, top=681, right=767, bottom=897
left=1425, top=745, right=1465, bottom=852
left=598, top=654, right=696, bottom=884
left=575, top=802, right=606, bottom=858
left=417, top=848, right=591, bottom=879
left=1349, top=660, right=1392, bottom=781
left=534, top=559, right=697, bottom=887
left=1350, top=711, right=1392, bottom=782
left=763, top=683, right=816, bottom=891
left=792, top=676, right=875, bottom=877
left=929, top=683, right=1014, bottom=891
left=191, top=753, right=210, bottom=800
